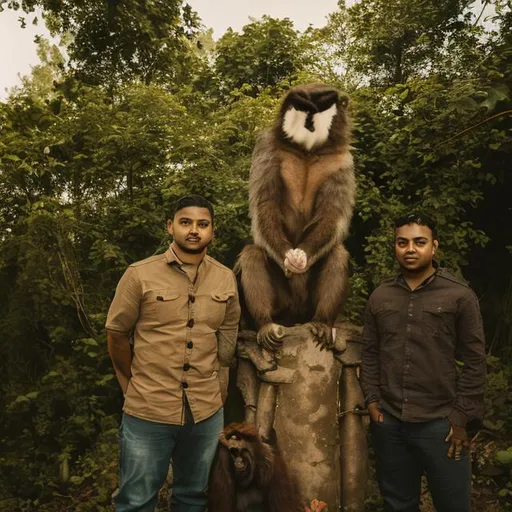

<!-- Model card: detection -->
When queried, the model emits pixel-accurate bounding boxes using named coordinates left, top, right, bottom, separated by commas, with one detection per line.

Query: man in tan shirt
left=106, top=195, right=240, bottom=512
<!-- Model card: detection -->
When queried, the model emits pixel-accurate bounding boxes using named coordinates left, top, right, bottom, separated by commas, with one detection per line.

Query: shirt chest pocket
left=146, top=289, right=186, bottom=325
left=375, top=301, right=401, bottom=337
left=422, top=302, right=457, bottom=336
left=195, top=291, right=234, bottom=330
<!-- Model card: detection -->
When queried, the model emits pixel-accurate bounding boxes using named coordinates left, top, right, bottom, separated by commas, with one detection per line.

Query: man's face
left=394, top=223, right=438, bottom=273
left=168, top=206, right=213, bottom=255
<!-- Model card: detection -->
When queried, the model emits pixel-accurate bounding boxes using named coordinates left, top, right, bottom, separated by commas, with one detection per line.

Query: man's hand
left=118, top=374, right=131, bottom=395
left=445, top=423, right=469, bottom=460
left=284, top=248, right=308, bottom=274
left=368, top=402, right=384, bottom=423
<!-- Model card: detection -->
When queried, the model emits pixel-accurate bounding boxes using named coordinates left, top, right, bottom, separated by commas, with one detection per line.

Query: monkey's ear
left=339, top=93, right=350, bottom=109
left=285, top=91, right=318, bottom=113
left=312, top=90, right=339, bottom=112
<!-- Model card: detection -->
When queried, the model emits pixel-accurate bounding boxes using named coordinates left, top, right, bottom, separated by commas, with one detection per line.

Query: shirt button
left=183, top=363, right=190, bottom=371
left=181, top=382, right=189, bottom=389
left=404, top=398, right=408, bottom=402
left=187, top=319, right=194, bottom=328
left=187, top=341, right=193, bottom=349
left=188, top=294, right=195, bottom=303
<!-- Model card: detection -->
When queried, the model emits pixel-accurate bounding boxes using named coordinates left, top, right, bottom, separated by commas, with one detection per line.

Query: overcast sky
left=188, top=0, right=340, bottom=35
left=0, top=0, right=494, bottom=100
left=0, top=0, right=341, bottom=99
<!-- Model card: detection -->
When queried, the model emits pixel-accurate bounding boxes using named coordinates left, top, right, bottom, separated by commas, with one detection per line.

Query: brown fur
left=236, top=83, right=355, bottom=331
left=208, top=422, right=303, bottom=512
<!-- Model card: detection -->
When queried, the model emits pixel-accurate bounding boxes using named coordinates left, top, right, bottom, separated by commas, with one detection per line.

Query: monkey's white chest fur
left=282, top=104, right=337, bottom=151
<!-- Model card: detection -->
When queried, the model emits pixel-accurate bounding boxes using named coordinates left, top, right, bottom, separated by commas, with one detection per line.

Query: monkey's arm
left=250, top=132, right=293, bottom=265
left=298, top=157, right=355, bottom=267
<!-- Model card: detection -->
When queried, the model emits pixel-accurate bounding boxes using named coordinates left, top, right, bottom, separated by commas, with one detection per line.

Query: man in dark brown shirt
left=106, top=195, right=240, bottom=512
left=361, top=212, right=486, bottom=512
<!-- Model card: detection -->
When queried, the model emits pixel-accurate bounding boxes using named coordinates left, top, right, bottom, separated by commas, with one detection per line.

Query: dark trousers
left=370, top=414, right=471, bottom=512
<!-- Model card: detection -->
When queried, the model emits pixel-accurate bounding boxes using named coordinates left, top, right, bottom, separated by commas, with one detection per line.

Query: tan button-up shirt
left=106, top=247, right=241, bottom=425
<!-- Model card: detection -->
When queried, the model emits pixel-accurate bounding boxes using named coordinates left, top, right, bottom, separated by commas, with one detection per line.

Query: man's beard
left=174, top=239, right=210, bottom=255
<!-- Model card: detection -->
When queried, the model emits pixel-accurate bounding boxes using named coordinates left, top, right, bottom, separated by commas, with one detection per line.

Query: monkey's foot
left=257, top=323, right=285, bottom=353
left=237, top=339, right=277, bottom=373
left=309, top=322, right=335, bottom=351
left=258, top=365, right=296, bottom=384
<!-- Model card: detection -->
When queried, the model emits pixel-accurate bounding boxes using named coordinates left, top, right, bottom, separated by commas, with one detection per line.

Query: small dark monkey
left=208, top=422, right=303, bottom=512
left=236, top=83, right=355, bottom=350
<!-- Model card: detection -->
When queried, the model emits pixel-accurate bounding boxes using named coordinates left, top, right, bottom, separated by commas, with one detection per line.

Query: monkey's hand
left=284, top=248, right=308, bottom=274
left=309, top=322, right=335, bottom=351
left=257, top=323, right=285, bottom=353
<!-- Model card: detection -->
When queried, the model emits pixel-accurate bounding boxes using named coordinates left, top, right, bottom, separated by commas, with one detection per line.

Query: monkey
left=236, top=83, right=355, bottom=351
left=208, top=422, right=303, bottom=512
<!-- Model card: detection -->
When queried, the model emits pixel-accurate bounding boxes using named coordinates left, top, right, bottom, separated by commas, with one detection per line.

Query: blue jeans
left=370, top=413, right=471, bottom=512
left=115, top=406, right=223, bottom=512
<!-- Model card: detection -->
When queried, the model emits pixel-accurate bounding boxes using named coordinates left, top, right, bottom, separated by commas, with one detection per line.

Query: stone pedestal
left=236, top=322, right=367, bottom=511
left=273, top=325, right=342, bottom=507
left=336, top=332, right=368, bottom=511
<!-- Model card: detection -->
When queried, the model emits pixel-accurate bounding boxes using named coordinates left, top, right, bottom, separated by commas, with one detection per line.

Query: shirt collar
left=165, top=245, right=206, bottom=269
left=396, top=261, right=439, bottom=290
left=165, top=245, right=181, bottom=267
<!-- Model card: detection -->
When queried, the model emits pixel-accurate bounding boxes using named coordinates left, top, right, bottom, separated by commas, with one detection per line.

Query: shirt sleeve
left=448, top=290, right=486, bottom=427
left=360, top=296, right=381, bottom=405
left=105, top=266, right=142, bottom=333
left=216, top=274, right=241, bottom=367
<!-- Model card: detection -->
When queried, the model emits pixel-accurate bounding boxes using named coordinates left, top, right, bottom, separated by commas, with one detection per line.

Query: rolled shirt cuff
left=448, top=408, right=468, bottom=428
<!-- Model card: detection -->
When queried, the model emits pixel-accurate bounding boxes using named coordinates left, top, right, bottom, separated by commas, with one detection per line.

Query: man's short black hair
left=172, top=195, right=214, bottom=224
left=394, top=212, right=437, bottom=240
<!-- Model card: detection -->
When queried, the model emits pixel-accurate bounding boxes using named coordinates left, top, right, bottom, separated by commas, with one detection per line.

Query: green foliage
left=482, top=356, right=512, bottom=437
left=325, top=0, right=483, bottom=86
left=214, top=16, right=310, bottom=99
left=0, top=342, right=119, bottom=508
left=2, top=0, right=200, bottom=86
left=351, top=74, right=505, bottom=280
left=496, top=448, right=512, bottom=466
left=471, top=355, right=512, bottom=508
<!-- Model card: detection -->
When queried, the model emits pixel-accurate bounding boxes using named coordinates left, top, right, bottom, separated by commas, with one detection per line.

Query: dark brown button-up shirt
left=105, top=247, right=241, bottom=425
left=360, top=269, right=486, bottom=427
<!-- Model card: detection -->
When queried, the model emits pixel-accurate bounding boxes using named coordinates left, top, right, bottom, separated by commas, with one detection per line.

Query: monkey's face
left=280, top=85, right=348, bottom=151
left=225, top=431, right=256, bottom=488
